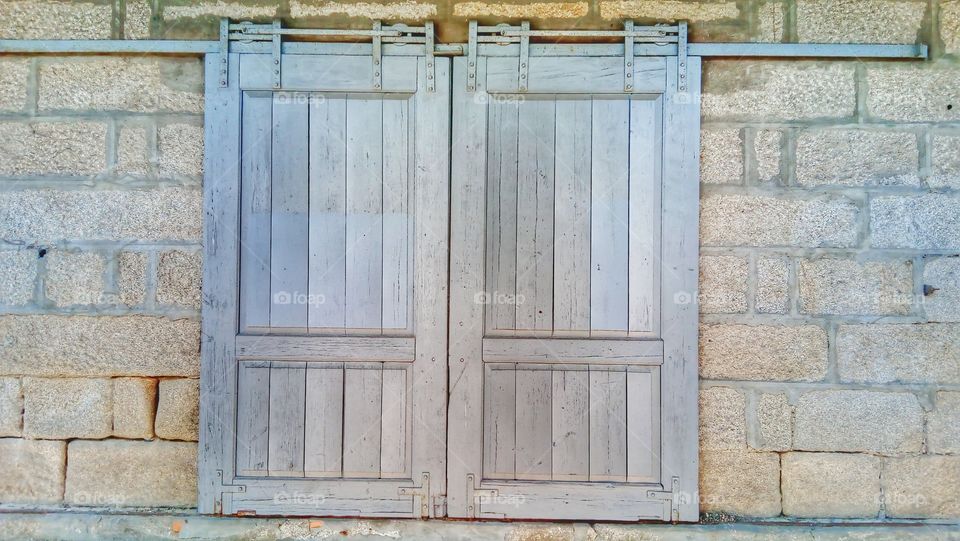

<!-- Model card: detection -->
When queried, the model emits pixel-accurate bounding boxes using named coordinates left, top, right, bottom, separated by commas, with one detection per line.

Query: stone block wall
left=0, top=0, right=958, bottom=521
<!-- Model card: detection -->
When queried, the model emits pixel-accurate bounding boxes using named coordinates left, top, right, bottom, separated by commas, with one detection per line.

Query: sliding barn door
left=448, top=51, right=701, bottom=521
left=200, top=51, right=449, bottom=516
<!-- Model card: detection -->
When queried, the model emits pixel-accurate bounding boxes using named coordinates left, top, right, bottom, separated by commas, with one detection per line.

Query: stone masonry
left=0, top=0, right=958, bottom=524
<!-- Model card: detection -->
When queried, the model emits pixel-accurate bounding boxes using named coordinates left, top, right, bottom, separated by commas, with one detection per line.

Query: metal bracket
left=398, top=472, right=432, bottom=518
left=425, top=22, right=435, bottom=92
left=518, top=21, right=530, bottom=92
left=271, top=19, right=281, bottom=88
left=467, top=20, right=478, bottom=92
left=465, top=473, right=499, bottom=518
left=646, top=475, right=682, bottom=522
left=372, top=20, right=383, bottom=90
left=212, top=470, right=246, bottom=514
left=677, top=21, right=688, bottom=93
left=624, top=20, right=634, bottom=92
left=218, top=19, right=229, bottom=87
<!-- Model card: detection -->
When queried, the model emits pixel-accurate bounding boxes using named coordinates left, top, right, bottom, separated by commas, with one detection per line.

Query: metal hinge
left=646, top=475, right=682, bottom=522
left=677, top=21, right=688, bottom=93
left=212, top=470, right=246, bottom=514
left=398, top=472, right=432, bottom=518
left=465, top=473, right=500, bottom=519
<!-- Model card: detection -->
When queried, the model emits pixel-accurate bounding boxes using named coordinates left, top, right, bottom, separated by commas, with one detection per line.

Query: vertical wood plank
left=660, top=57, right=703, bottom=522
left=551, top=366, right=590, bottom=481
left=270, top=94, right=310, bottom=329
left=515, top=365, right=552, bottom=479
left=342, top=364, right=383, bottom=477
left=628, top=97, right=662, bottom=335
left=589, top=366, right=627, bottom=481
left=268, top=362, right=306, bottom=477
left=590, top=98, right=630, bottom=333
left=308, top=94, right=347, bottom=329
left=482, top=364, right=516, bottom=479
left=235, top=362, right=270, bottom=476
left=379, top=366, right=408, bottom=477
left=345, top=97, right=385, bottom=330
left=485, top=100, right=520, bottom=331
left=198, top=52, right=241, bottom=513
left=381, top=97, right=411, bottom=331
left=553, top=98, right=592, bottom=335
left=446, top=56, right=487, bottom=517
left=515, top=99, right=556, bottom=332
left=303, top=363, right=344, bottom=477
left=627, top=368, right=660, bottom=482
left=239, top=92, right=272, bottom=332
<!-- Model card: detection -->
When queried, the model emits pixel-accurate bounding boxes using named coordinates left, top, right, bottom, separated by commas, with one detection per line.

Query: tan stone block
left=867, top=64, right=960, bottom=123
left=698, top=255, right=747, bottom=313
left=0, top=121, right=106, bottom=176
left=38, top=57, right=203, bottom=113
left=115, top=126, right=151, bottom=177
left=754, top=129, right=782, bottom=183
left=798, top=258, right=913, bottom=316
left=755, top=257, right=788, bottom=314
left=928, top=391, right=960, bottom=454
left=754, top=393, right=791, bottom=451
left=883, top=456, right=960, bottom=518
left=0, top=378, right=21, bottom=437
left=930, top=135, right=960, bottom=189
left=44, top=250, right=106, bottom=307
left=0, top=250, right=36, bottom=306
left=0, top=1, right=112, bottom=39
left=924, top=257, right=960, bottom=322
left=794, top=390, right=922, bottom=454
left=158, top=124, right=203, bottom=178
left=454, top=2, right=587, bottom=18
left=700, top=128, right=742, bottom=185
left=945, top=1, right=960, bottom=55
left=116, top=251, right=147, bottom=307
left=702, top=61, right=856, bottom=121
left=700, top=324, right=827, bottom=382
left=796, top=130, right=919, bottom=186
left=700, top=450, right=780, bottom=517
left=0, top=315, right=199, bottom=377
left=0, top=439, right=65, bottom=504
left=699, top=387, right=745, bottom=450
left=600, top=1, right=738, bottom=21
left=782, top=452, right=881, bottom=518
left=871, top=194, right=960, bottom=250
left=796, top=0, right=925, bottom=43
left=113, top=378, right=156, bottom=440
left=124, top=0, right=152, bottom=39
left=0, top=59, right=29, bottom=112
left=0, top=188, right=202, bottom=242
left=157, top=250, right=202, bottom=309
left=757, top=1, right=785, bottom=42
left=837, top=324, right=960, bottom=385
left=23, top=377, right=112, bottom=439
left=291, top=1, right=436, bottom=18
left=700, top=194, right=859, bottom=248
left=65, top=440, right=196, bottom=507
left=155, top=378, right=199, bottom=441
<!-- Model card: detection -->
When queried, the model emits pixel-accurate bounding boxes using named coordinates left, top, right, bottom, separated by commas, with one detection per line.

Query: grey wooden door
left=447, top=48, right=701, bottom=521
left=200, top=50, right=449, bottom=517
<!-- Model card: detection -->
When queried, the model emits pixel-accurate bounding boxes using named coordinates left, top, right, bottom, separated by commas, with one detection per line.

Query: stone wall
left=0, top=0, right=958, bottom=521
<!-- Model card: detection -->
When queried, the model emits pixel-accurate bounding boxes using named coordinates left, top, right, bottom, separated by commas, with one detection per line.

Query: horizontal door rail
left=0, top=18, right=928, bottom=59
left=482, top=337, right=663, bottom=364
left=236, top=335, right=415, bottom=362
